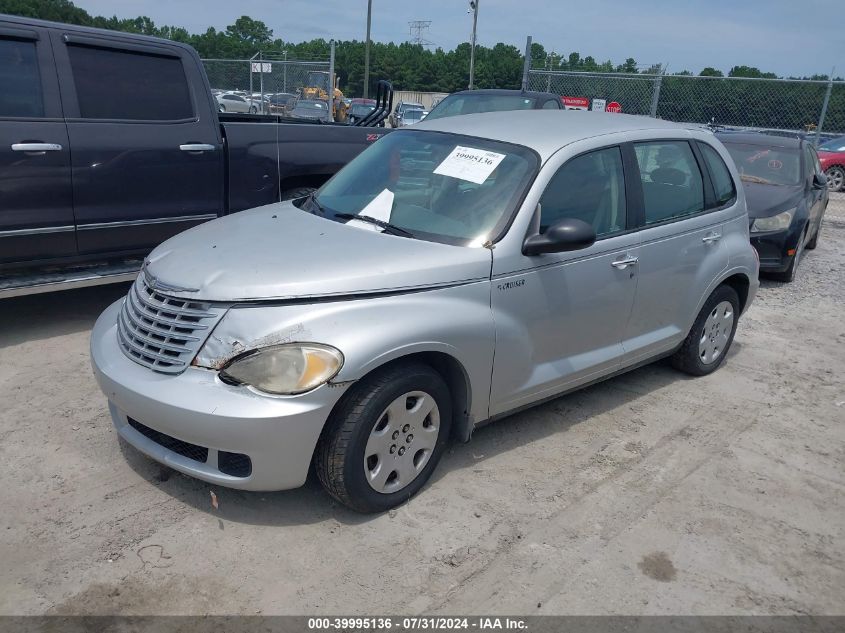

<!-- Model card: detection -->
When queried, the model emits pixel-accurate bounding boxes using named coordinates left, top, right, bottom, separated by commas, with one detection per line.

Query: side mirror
left=812, top=173, right=827, bottom=190
left=522, top=217, right=597, bottom=256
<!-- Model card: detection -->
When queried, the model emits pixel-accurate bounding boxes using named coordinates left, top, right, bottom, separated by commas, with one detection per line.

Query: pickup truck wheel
left=280, top=186, right=317, bottom=201
left=671, top=285, right=739, bottom=377
left=315, top=362, right=452, bottom=513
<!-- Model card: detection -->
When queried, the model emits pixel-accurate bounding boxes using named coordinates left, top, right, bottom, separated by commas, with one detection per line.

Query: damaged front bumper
left=91, top=300, right=349, bottom=491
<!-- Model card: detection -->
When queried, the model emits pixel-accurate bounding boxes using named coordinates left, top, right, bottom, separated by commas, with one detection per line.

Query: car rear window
left=0, top=38, right=44, bottom=118
left=67, top=44, right=193, bottom=121
left=699, top=143, right=737, bottom=207
left=425, top=94, right=537, bottom=120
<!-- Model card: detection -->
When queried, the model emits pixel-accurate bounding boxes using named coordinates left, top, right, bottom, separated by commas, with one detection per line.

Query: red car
left=818, top=136, right=845, bottom=192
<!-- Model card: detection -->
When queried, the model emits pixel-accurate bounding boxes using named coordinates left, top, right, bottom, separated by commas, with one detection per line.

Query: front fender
left=194, top=281, right=495, bottom=425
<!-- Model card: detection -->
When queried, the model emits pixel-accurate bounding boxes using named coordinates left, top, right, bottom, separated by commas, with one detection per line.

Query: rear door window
left=634, top=141, right=704, bottom=224
left=0, top=37, right=44, bottom=117
left=67, top=44, right=193, bottom=120
left=699, top=143, right=737, bottom=207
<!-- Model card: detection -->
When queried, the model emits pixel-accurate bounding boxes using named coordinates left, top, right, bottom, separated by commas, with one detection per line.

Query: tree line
left=4, top=0, right=840, bottom=95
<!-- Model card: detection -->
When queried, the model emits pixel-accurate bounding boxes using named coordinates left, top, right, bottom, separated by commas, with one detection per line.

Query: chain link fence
left=527, top=69, right=845, bottom=138
left=202, top=57, right=331, bottom=112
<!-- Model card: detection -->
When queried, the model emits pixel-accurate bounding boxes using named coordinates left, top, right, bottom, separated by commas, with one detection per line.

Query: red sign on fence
left=606, top=101, right=622, bottom=113
left=561, top=96, right=590, bottom=110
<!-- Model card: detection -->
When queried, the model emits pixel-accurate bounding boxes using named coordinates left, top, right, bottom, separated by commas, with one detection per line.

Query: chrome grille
left=117, top=277, right=225, bottom=374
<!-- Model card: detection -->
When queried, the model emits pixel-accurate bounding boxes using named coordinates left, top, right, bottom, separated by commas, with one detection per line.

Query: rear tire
left=671, top=285, right=740, bottom=376
left=315, top=362, right=452, bottom=513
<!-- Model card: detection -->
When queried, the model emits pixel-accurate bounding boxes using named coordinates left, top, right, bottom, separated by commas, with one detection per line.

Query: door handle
left=702, top=232, right=722, bottom=244
left=11, top=143, right=63, bottom=152
left=179, top=143, right=216, bottom=152
left=611, top=256, right=639, bottom=269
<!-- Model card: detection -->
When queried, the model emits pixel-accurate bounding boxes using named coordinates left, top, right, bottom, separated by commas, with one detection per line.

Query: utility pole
left=468, top=0, right=479, bottom=90
left=363, top=0, right=373, bottom=98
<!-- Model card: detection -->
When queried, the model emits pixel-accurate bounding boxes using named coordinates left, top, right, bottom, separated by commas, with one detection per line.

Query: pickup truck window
left=67, top=45, right=193, bottom=121
left=0, top=38, right=44, bottom=117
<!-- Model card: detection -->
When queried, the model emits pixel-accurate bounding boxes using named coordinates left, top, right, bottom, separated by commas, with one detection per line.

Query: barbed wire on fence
left=527, top=69, right=845, bottom=136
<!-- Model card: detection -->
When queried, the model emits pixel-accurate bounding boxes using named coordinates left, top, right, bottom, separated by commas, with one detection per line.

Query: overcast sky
left=73, top=0, right=841, bottom=77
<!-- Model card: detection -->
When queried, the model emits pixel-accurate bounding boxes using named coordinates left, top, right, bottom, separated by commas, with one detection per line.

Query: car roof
left=715, top=132, right=803, bottom=149
left=447, top=89, right=560, bottom=100
left=415, top=110, right=699, bottom=161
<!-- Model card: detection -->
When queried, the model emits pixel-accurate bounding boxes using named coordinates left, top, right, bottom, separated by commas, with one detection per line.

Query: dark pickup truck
left=0, top=14, right=392, bottom=297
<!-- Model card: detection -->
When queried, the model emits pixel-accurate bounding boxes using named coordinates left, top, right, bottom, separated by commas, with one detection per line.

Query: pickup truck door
left=51, top=31, right=223, bottom=256
left=0, top=24, right=75, bottom=264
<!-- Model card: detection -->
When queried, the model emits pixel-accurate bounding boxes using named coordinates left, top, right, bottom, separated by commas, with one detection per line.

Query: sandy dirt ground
left=0, top=195, right=843, bottom=616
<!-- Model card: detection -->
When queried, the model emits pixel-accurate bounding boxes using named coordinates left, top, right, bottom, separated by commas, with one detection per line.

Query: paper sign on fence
left=433, top=146, right=506, bottom=184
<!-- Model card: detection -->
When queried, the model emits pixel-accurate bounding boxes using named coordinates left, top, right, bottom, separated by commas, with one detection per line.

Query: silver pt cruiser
left=91, top=111, right=759, bottom=512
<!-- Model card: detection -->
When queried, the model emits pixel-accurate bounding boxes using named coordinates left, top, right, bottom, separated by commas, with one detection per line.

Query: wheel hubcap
left=698, top=300, right=734, bottom=365
left=827, top=168, right=844, bottom=191
left=364, top=391, right=440, bottom=493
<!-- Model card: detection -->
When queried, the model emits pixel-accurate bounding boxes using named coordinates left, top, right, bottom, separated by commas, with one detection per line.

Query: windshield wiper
left=740, top=174, right=775, bottom=185
left=335, top=213, right=415, bottom=238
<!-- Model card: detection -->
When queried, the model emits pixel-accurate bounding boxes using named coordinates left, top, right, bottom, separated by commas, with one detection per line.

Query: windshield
left=425, top=94, right=537, bottom=121
left=307, top=130, right=538, bottom=246
left=721, top=143, right=801, bottom=186
left=351, top=104, right=375, bottom=117
left=403, top=110, right=424, bottom=121
left=819, top=137, right=845, bottom=152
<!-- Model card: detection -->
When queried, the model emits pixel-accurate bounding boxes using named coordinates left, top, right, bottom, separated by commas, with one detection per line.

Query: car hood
left=141, top=202, right=492, bottom=302
left=741, top=181, right=805, bottom=218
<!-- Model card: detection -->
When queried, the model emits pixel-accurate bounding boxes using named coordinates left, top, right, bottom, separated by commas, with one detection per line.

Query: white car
left=216, top=92, right=259, bottom=114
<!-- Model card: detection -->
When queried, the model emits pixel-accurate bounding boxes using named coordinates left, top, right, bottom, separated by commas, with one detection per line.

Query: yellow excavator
left=300, top=71, right=348, bottom=123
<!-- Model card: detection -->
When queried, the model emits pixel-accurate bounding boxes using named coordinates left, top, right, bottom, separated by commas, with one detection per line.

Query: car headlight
left=219, top=344, right=343, bottom=395
left=751, top=209, right=794, bottom=233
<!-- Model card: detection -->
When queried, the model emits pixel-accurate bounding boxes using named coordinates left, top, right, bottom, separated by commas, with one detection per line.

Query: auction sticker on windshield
left=433, top=146, right=506, bottom=184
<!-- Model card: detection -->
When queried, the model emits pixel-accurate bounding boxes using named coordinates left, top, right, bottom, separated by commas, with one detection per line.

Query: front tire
left=671, top=285, right=740, bottom=376
left=772, top=226, right=807, bottom=283
left=315, top=362, right=452, bottom=513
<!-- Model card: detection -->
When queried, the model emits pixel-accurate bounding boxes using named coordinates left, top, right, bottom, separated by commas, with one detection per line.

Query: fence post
left=328, top=40, right=336, bottom=123
left=250, top=51, right=258, bottom=97
left=815, top=69, right=834, bottom=147
left=649, top=66, right=664, bottom=118
left=259, top=51, right=264, bottom=112
left=521, top=35, right=532, bottom=91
